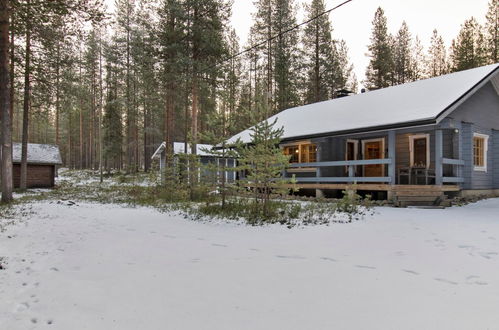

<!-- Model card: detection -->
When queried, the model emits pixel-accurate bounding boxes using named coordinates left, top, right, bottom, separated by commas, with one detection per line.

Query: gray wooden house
left=228, top=64, right=499, bottom=205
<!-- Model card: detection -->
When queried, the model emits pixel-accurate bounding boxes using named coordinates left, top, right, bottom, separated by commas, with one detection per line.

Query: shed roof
left=227, top=63, right=499, bottom=144
left=12, top=143, right=62, bottom=165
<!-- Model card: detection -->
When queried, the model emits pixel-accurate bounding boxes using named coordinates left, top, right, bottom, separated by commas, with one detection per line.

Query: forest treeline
left=4, top=0, right=499, bottom=176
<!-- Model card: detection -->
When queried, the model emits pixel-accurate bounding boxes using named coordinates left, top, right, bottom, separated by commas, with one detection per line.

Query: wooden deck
left=285, top=183, right=460, bottom=192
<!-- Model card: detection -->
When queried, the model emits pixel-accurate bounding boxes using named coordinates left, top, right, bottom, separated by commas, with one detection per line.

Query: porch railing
left=441, top=158, right=465, bottom=183
left=287, top=157, right=465, bottom=185
left=287, top=158, right=392, bottom=183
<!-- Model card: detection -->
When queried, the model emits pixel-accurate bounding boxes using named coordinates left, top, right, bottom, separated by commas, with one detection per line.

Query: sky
left=231, top=0, right=491, bottom=87
left=105, top=0, right=491, bottom=87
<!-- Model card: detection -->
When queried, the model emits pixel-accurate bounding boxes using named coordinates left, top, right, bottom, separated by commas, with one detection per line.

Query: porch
left=282, top=123, right=465, bottom=202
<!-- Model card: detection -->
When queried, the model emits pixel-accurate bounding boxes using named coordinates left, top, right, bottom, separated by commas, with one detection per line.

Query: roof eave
left=280, top=118, right=438, bottom=142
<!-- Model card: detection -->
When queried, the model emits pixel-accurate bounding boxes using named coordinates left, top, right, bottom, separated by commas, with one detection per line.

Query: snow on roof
left=151, top=142, right=215, bottom=159
left=173, top=142, right=214, bottom=156
left=228, top=64, right=499, bottom=144
left=12, top=143, right=62, bottom=165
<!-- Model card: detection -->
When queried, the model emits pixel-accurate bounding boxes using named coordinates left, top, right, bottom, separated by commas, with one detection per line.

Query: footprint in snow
left=276, top=255, right=306, bottom=260
left=434, top=278, right=458, bottom=285
left=320, top=257, right=337, bottom=262
left=50, top=267, right=59, bottom=272
left=355, top=265, right=376, bottom=270
left=479, top=252, right=498, bottom=259
left=212, top=243, right=228, bottom=247
left=15, top=302, right=30, bottom=312
left=249, top=248, right=260, bottom=252
left=164, top=235, right=176, bottom=239
left=402, top=269, right=419, bottom=275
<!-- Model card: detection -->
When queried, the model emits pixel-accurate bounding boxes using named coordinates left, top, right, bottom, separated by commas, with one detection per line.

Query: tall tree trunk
left=125, top=4, right=131, bottom=172
left=79, top=48, right=84, bottom=169
left=0, top=0, right=12, bottom=202
left=9, top=22, right=13, bottom=131
left=99, top=29, right=103, bottom=182
left=20, top=0, right=31, bottom=190
left=55, top=41, right=60, bottom=146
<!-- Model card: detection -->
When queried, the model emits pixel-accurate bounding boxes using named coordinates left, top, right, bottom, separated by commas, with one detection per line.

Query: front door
left=363, top=140, right=384, bottom=177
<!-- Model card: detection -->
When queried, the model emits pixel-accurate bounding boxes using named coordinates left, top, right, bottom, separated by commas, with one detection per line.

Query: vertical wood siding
left=13, top=164, right=55, bottom=188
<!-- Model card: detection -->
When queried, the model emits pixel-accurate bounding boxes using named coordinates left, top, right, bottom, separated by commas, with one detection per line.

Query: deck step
left=396, top=196, right=440, bottom=202
left=394, top=191, right=443, bottom=197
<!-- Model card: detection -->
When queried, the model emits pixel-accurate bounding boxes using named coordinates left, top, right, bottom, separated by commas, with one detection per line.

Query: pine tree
left=450, top=17, right=487, bottom=72
left=236, top=114, right=291, bottom=220
left=409, top=36, right=426, bottom=81
left=485, top=0, right=498, bottom=63
left=272, top=0, right=300, bottom=111
left=331, top=39, right=356, bottom=95
left=427, top=29, right=448, bottom=77
left=103, top=40, right=123, bottom=170
left=302, top=0, right=334, bottom=103
left=364, top=7, right=394, bottom=90
left=392, top=21, right=412, bottom=85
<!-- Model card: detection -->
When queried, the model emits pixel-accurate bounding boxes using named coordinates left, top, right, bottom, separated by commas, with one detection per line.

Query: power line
left=196, top=0, right=353, bottom=76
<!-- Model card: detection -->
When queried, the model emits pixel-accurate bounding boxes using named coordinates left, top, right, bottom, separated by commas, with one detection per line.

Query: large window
left=283, top=145, right=299, bottom=163
left=473, top=133, right=488, bottom=171
left=283, top=143, right=317, bottom=164
left=409, top=134, right=430, bottom=168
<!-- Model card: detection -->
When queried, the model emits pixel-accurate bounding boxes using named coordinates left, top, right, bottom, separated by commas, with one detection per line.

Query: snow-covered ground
left=1, top=199, right=499, bottom=330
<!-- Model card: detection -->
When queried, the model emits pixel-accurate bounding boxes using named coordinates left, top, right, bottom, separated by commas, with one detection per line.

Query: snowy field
left=1, top=199, right=499, bottom=329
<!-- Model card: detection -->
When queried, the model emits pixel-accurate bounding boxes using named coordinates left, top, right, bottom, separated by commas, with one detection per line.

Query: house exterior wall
left=13, top=164, right=55, bottom=188
left=448, top=81, right=499, bottom=190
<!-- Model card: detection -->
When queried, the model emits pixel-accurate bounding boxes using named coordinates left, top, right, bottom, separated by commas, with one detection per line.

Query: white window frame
left=409, top=134, right=430, bottom=168
left=345, top=139, right=359, bottom=174
left=345, top=139, right=359, bottom=161
left=473, top=132, right=489, bottom=172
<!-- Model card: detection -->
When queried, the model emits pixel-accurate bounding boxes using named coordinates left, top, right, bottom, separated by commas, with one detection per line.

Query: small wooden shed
left=12, top=143, right=63, bottom=188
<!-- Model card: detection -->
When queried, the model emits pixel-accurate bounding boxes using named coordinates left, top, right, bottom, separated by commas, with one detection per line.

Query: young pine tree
left=236, top=99, right=293, bottom=220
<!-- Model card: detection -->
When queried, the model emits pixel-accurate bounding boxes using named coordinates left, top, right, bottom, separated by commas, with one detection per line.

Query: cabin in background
left=12, top=143, right=63, bottom=188
left=151, top=142, right=237, bottom=184
left=228, top=63, right=499, bottom=206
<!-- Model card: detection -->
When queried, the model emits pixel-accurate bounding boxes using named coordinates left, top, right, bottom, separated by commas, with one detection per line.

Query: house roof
left=12, top=143, right=62, bottom=165
left=227, top=63, right=499, bottom=144
left=151, top=142, right=214, bottom=159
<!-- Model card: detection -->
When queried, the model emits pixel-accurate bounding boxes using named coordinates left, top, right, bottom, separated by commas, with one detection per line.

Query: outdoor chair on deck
left=397, top=167, right=411, bottom=184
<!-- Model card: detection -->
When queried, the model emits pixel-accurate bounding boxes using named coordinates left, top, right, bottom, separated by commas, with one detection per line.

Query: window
left=283, top=146, right=299, bottom=163
left=409, top=134, right=430, bottom=168
left=283, top=143, right=316, bottom=163
left=300, top=144, right=317, bottom=163
left=473, top=133, right=488, bottom=171
left=346, top=140, right=358, bottom=161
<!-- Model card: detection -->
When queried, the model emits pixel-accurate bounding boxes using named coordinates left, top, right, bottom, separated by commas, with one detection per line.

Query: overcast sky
left=232, top=0, right=491, bottom=87
left=105, top=0, right=491, bottom=87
